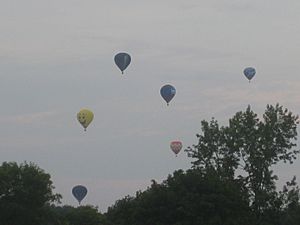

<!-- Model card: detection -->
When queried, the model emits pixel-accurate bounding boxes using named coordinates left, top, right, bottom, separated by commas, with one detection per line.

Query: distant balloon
left=77, top=109, right=94, bottom=131
left=243, top=67, right=256, bottom=82
left=170, top=141, right=182, bottom=156
left=160, top=84, right=176, bottom=106
left=114, top=52, right=131, bottom=74
left=72, top=185, right=87, bottom=205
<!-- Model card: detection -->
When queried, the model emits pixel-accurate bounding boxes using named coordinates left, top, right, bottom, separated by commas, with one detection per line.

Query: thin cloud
left=0, top=111, right=59, bottom=125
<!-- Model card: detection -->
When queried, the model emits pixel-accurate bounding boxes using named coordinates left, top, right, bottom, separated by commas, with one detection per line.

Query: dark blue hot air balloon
left=72, top=185, right=87, bottom=205
left=160, top=84, right=176, bottom=106
left=243, top=67, right=256, bottom=82
left=114, top=52, right=131, bottom=74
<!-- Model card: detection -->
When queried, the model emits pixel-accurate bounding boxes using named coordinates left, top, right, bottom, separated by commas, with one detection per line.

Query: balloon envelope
left=243, top=67, right=256, bottom=81
left=160, top=84, right=176, bottom=105
left=72, top=185, right=87, bottom=204
left=114, top=52, right=131, bottom=74
left=170, top=141, right=182, bottom=156
left=77, top=109, right=94, bottom=131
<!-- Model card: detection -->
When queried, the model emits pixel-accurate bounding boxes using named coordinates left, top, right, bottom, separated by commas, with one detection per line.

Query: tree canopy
left=185, top=104, right=300, bottom=224
left=0, top=161, right=61, bottom=225
left=106, top=169, right=253, bottom=225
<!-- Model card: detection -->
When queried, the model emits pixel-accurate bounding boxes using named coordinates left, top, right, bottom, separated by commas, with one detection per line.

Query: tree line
left=1, top=104, right=300, bottom=225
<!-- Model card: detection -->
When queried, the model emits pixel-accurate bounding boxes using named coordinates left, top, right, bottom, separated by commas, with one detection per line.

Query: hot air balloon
left=243, top=67, right=256, bottom=82
left=77, top=109, right=94, bottom=131
left=114, top=52, right=131, bottom=74
left=160, top=84, right=176, bottom=106
left=170, top=141, right=182, bottom=156
left=72, top=185, right=88, bottom=205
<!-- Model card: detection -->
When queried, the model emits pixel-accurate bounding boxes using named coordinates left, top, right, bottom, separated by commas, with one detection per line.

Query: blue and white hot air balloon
left=72, top=185, right=88, bottom=205
left=160, top=84, right=176, bottom=106
left=114, top=52, right=131, bottom=74
left=243, top=67, right=256, bottom=82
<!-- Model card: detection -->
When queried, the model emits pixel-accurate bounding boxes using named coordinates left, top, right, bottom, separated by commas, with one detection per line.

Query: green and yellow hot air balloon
left=77, top=109, right=94, bottom=131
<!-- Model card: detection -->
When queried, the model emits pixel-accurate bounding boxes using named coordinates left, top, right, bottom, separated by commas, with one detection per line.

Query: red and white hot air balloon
left=170, top=141, right=182, bottom=156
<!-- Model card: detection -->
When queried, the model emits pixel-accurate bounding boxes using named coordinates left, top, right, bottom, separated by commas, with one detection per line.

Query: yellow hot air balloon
left=77, top=109, right=94, bottom=131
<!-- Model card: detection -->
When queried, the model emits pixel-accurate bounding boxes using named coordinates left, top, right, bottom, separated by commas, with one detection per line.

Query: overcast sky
left=1, top=0, right=300, bottom=212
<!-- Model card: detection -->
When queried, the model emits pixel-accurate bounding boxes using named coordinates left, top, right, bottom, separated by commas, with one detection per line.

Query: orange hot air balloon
left=170, top=141, right=182, bottom=156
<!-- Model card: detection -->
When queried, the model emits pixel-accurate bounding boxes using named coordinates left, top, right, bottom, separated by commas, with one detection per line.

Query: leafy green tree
left=46, top=205, right=109, bottom=225
left=277, top=177, right=300, bottom=225
left=106, top=195, right=138, bottom=225
left=106, top=169, right=253, bottom=225
left=0, top=161, right=61, bottom=225
left=64, top=205, right=107, bottom=225
left=186, top=104, right=299, bottom=224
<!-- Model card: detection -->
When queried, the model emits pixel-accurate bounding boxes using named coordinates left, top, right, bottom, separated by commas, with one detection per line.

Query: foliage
left=49, top=205, right=108, bottom=225
left=0, top=161, right=61, bottom=225
left=0, top=161, right=107, bottom=225
left=106, top=169, right=253, bottom=225
left=185, top=104, right=300, bottom=224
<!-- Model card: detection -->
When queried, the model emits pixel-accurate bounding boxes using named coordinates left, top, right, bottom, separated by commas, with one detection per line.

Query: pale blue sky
left=0, top=0, right=300, bottom=212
